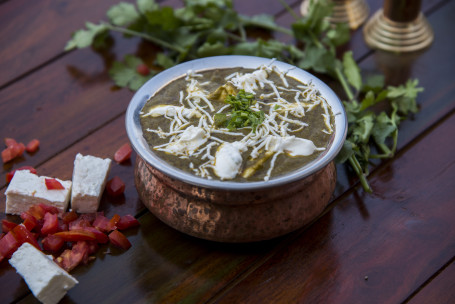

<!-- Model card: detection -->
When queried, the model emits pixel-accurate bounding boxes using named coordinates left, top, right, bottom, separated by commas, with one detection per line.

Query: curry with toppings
left=140, top=63, right=334, bottom=182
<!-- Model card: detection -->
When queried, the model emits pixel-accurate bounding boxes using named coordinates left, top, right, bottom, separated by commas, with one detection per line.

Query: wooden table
left=1, top=0, right=454, bottom=303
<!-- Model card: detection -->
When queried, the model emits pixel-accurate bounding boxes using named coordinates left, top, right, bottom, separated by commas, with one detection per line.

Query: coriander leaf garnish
left=217, top=90, right=265, bottom=132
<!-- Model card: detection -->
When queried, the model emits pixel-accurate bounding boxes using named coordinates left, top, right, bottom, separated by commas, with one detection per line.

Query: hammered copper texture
left=135, top=156, right=336, bottom=242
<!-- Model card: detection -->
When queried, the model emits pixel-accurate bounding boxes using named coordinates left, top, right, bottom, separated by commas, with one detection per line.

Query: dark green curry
left=140, top=65, right=334, bottom=182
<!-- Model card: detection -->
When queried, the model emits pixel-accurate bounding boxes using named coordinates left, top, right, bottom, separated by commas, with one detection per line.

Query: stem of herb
left=371, top=143, right=392, bottom=158
left=278, top=0, right=300, bottom=20
left=238, top=16, right=293, bottom=36
left=309, top=32, right=324, bottom=49
left=226, top=32, right=245, bottom=42
left=102, top=22, right=187, bottom=54
left=391, top=129, right=398, bottom=155
left=335, top=66, right=354, bottom=101
left=348, top=155, right=372, bottom=193
left=238, top=23, right=247, bottom=41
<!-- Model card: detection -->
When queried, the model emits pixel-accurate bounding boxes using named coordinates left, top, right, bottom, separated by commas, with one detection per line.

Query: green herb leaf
left=109, top=55, right=154, bottom=90
left=371, top=112, right=397, bottom=153
left=232, top=39, right=288, bottom=59
left=387, top=79, right=423, bottom=115
left=359, top=91, right=377, bottom=111
left=137, top=0, right=159, bottom=14
left=65, top=22, right=108, bottom=51
left=362, top=74, right=385, bottom=93
left=351, top=112, right=375, bottom=144
left=145, top=6, right=181, bottom=31
left=335, top=139, right=354, bottom=163
left=107, top=2, right=139, bottom=26
left=342, top=51, right=362, bottom=91
left=240, top=14, right=278, bottom=30
left=197, top=41, right=231, bottom=57
left=343, top=99, right=361, bottom=123
left=299, top=44, right=335, bottom=74
left=222, top=90, right=265, bottom=132
left=155, top=53, right=175, bottom=69
left=326, top=23, right=350, bottom=46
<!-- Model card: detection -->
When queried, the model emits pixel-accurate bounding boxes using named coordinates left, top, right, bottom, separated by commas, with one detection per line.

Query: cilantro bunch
left=65, top=0, right=296, bottom=89
left=214, top=90, right=265, bottom=132
left=65, top=0, right=423, bottom=192
left=335, top=64, right=423, bottom=192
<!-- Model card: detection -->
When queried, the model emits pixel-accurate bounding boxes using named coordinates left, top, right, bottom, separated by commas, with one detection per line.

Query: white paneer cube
left=9, top=243, right=78, bottom=304
left=5, top=171, right=72, bottom=216
left=71, top=153, right=112, bottom=213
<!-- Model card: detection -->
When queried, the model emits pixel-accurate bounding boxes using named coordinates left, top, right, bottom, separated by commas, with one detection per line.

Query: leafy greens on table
left=65, top=0, right=423, bottom=193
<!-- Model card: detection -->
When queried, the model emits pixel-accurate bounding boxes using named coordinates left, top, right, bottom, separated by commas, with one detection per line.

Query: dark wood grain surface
left=1, top=0, right=454, bottom=303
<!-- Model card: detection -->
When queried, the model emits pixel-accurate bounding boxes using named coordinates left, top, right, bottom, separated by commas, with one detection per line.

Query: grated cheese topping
left=141, top=62, right=334, bottom=181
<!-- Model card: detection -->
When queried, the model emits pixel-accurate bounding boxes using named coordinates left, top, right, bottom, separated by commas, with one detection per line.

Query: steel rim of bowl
left=126, top=55, right=347, bottom=191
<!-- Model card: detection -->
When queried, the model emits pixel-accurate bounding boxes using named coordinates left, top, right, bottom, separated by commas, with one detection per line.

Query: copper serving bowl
left=126, top=56, right=347, bottom=242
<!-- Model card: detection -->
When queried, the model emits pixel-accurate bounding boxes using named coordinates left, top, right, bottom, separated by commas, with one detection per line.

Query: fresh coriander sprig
left=215, top=90, right=265, bottom=132
left=336, top=74, right=423, bottom=192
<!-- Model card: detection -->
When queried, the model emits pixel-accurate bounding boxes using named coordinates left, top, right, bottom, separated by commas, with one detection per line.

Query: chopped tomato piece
left=72, top=241, right=91, bottom=265
left=13, top=224, right=40, bottom=250
left=20, top=211, right=39, bottom=229
left=1, top=147, right=16, bottom=163
left=42, top=235, right=64, bottom=252
left=62, top=211, right=78, bottom=224
left=106, top=176, right=125, bottom=196
left=6, top=166, right=37, bottom=183
left=25, top=204, right=46, bottom=221
left=45, top=178, right=65, bottom=190
left=136, top=63, right=150, bottom=76
left=41, top=212, right=59, bottom=235
left=57, top=220, right=68, bottom=232
left=108, top=230, right=131, bottom=250
left=68, top=218, right=92, bottom=230
left=86, top=241, right=98, bottom=255
left=2, top=220, right=18, bottom=233
left=16, top=142, right=25, bottom=156
left=114, top=143, right=132, bottom=163
left=71, top=241, right=91, bottom=264
left=4, top=138, right=18, bottom=147
left=116, top=215, right=140, bottom=230
left=0, top=231, right=20, bottom=261
left=80, top=227, right=108, bottom=244
left=7, top=143, right=24, bottom=159
left=109, top=214, right=121, bottom=230
left=55, top=249, right=76, bottom=272
left=93, top=214, right=111, bottom=232
left=38, top=203, right=59, bottom=215
left=56, top=241, right=92, bottom=272
left=25, top=139, right=40, bottom=153
left=55, top=241, right=91, bottom=272
left=79, top=213, right=96, bottom=224
left=6, top=171, right=14, bottom=183
left=53, top=230, right=97, bottom=242
left=23, top=166, right=37, bottom=174
left=22, top=217, right=37, bottom=231
left=1, top=138, right=25, bottom=162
